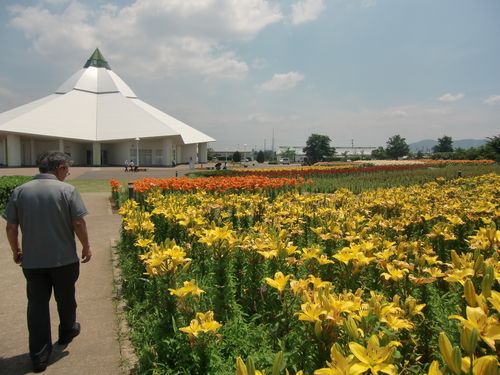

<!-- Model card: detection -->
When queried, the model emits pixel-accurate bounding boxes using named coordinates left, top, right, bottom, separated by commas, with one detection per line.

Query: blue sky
left=1, top=0, right=499, bottom=150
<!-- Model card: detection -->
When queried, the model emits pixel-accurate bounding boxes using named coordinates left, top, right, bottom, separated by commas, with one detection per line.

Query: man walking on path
left=3, top=152, right=92, bottom=373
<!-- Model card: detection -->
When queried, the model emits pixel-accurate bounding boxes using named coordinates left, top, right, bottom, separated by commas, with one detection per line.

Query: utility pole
left=272, top=128, right=275, bottom=160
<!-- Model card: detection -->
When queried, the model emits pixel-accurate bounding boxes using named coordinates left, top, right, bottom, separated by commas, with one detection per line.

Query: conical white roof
left=56, top=68, right=137, bottom=97
left=0, top=49, right=215, bottom=144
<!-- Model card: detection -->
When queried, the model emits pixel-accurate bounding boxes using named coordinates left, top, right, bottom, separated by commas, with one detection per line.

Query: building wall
left=107, top=142, right=130, bottom=166
left=64, top=141, right=87, bottom=165
left=107, top=138, right=195, bottom=166
left=1, top=134, right=210, bottom=167
left=0, top=138, right=6, bottom=165
left=335, top=146, right=377, bottom=156
left=181, top=143, right=197, bottom=164
left=7, top=134, right=21, bottom=166
left=198, top=143, right=207, bottom=163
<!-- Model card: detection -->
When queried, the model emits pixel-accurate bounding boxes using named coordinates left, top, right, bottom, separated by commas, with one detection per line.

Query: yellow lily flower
left=438, top=332, right=462, bottom=375
left=135, top=237, right=153, bottom=248
left=179, top=318, right=201, bottom=337
left=333, top=244, right=375, bottom=267
left=428, top=222, right=457, bottom=241
left=308, top=275, right=332, bottom=290
left=471, top=355, right=499, bottom=375
left=348, top=335, right=398, bottom=375
left=140, top=219, right=155, bottom=232
left=444, top=268, right=475, bottom=285
left=301, top=245, right=322, bottom=260
left=290, top=279, right=311, bottom=296
left=257, top=249, right=278, bottom=259
left=297, top=302, right=324, bottom=322
left=381, top=314, right=414, bottom=331
left=317, top=255, right=334, bottom=265
left=450, top=306, right=500, bottom=350
left=235, top=357, right=265, bottom=375
left=265, top=271, right=291, bottom=293
left=198, top=225, right=236, bottom=249
left=488, top=290, right=500, bottom=314
left=427, top=360, right=443, bottom=375
left=405, top=296, right=426, bottom=318
left=314, top=343, right=364, bottom=375
left=140, top=240, right=190, bottom=277
left=168, top=279, right=205, bottom=298
left=381, top=264, right=409, bottom=282
left=424, top=267, right=446, bottom=278
left=179, top=310, right=222, bottom=338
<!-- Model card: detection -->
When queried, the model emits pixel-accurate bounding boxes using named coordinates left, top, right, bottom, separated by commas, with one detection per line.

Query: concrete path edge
left=110, top=238, right=139, bottom=374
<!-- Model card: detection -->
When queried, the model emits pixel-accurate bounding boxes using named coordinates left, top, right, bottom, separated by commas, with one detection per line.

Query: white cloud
left=380, top=108, right=409, bottom=118
left=484, top=95, right=500, bottom=105
left=7, top=0, right=283, bottom=79
left=438, top=93, right=464, bottom=102
left=361, top=0, right=377, bottom=8
left=248, top=113, right=299, bottom=123
left=427, top=107, right=451, bottom=115
left=0, top=86, right=16, bottom=100
left=380, top=104, right=452, bottom=119
left=42, top=0, right=71, bottom=6
left=257, top=71, right=304, bottom=91
left=0, top=86, right=27, bottom=112
left=290, top=0, right=325, bottom=25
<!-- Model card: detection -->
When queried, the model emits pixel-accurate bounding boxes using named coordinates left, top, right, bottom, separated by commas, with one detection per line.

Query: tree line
left=371, top=134, right=500, bottom=161
left=301, top=133, right=500, bottom=164
left=208, top=133, right=500, bottom=164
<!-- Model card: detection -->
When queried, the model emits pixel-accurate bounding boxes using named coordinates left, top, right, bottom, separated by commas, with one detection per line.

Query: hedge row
left=0, top=176, right=32, bottom=212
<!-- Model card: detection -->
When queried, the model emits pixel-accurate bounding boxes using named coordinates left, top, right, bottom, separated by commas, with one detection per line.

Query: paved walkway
left=0, top=192, right=123, bottom=375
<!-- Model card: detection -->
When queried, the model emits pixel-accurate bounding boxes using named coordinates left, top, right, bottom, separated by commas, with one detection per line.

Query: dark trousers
left=22, top=262, right=80, bottom=357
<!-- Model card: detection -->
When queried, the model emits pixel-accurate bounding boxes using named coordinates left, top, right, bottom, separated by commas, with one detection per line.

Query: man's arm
left=6, top=223, right=22, bottom=264
left=73, top=217, right=92, bottom=263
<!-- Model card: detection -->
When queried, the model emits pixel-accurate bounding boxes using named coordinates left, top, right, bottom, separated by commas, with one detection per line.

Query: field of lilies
left=115, top=172, right=499, bottom=375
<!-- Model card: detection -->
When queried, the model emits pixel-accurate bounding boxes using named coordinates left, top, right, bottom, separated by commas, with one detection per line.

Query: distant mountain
left=409, top=139, right=487, bottom=153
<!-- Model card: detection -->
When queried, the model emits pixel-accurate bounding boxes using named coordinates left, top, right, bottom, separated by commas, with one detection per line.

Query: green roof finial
left=84, top=48, right=111, bottom=69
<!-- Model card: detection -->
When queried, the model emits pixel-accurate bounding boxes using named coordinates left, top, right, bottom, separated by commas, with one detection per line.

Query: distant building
left=277, top=145, right=377, bottom=162
left=335, top=146, right=377, bottom=157
left=277, top=146, right=306, bottom=163
left=0, top=49, right=214, bottom=167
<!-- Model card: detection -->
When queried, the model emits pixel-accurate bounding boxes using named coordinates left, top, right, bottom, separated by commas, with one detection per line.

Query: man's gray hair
left=37, top=152, right=73, bottom=173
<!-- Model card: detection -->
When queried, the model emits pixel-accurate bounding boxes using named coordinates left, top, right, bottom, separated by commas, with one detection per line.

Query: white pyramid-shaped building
left=0, top=49, right=214, bottom=167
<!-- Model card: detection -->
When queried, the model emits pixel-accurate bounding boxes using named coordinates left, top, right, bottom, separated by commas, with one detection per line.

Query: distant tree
left=433, top=135, right=454, bottom=153
left=256, top=150, right=265, bottom=163
left=263, top=150, right=275, bottom=161
left=303, top=134, right=335, bottom=164
left=485, top=134, right=500, bottom=161
left=385, top=134, right=410, bottom=159
left=232, top=151, right=242, bottom=163
left=416, top=150, right=424, bottom=159
left=371, top=147, right=387, bottom=159
left=280, top=148, right=297, bottom=162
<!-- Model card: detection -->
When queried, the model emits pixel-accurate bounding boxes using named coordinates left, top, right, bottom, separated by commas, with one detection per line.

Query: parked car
left=279, top=158, right=290, bottom=165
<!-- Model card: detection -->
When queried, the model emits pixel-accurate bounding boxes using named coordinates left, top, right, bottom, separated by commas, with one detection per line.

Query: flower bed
left=115, top=173, right=500, bottom=374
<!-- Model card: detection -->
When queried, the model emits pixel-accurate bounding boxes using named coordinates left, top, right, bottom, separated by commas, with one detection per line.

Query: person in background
left=3, top=152, right=92, bottom=373
left=124, top=159, right=129, bottom=172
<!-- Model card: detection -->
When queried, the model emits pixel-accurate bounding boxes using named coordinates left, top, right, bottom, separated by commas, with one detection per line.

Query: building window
left=155, top=149, right=163, bottom=165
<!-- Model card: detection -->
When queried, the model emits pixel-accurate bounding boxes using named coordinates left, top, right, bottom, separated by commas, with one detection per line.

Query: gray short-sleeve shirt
left=3, top=174, right=88, bottom=269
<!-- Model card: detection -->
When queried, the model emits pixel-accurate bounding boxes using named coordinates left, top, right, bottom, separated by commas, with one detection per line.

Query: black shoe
left=57, top=322, right=81, bottom=345
left=32, top=343, right=52, bottom=373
